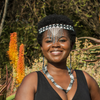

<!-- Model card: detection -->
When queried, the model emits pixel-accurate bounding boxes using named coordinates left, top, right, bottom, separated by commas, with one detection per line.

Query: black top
left=34, top=70, right=91, bottom=100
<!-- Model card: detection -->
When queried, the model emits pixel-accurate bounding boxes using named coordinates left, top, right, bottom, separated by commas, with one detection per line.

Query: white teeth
left=52, top=51, right=60, bottom=53
left=51, top=51, right=62, bottom=55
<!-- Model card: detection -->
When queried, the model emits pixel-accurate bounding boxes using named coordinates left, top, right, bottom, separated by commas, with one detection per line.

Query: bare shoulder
left=82, top=71, right=100, bottom=100
left=15, top=71, right=38, bottom=100
left=21, top=71, right=38, bottom=87
left=82, top=71, right=98, bottom=89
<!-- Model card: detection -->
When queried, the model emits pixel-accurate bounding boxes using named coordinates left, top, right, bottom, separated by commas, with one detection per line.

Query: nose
left=51, top=41, right=60, bottom=48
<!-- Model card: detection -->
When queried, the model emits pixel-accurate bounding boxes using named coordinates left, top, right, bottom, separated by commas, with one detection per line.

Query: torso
left=34, top=70, right=91, bottom=100
left=41, top=70, right=77, bottom=100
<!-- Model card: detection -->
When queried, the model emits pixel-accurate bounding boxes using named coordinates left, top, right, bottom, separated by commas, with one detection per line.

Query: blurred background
left=0, top=0, right=100, bottom=99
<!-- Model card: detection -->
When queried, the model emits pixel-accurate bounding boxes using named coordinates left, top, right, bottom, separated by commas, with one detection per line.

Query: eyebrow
left=44, top=37, right=52, bottom=39
left=44, top=36, right=67, bottom=39
left=58, top=36, right=67, bottom=39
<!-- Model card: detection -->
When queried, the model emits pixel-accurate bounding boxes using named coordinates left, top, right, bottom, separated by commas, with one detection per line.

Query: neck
left=46, top=61, right=68, bottom=75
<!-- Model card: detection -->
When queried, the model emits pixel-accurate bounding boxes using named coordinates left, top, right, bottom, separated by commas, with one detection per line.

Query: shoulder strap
left=75, top=70, right=88, bottom=86
left=73, top=70, right=91, bottom=100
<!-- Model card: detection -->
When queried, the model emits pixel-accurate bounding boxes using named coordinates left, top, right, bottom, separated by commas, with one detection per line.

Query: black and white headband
left=38, top=24, right=74, bottom=34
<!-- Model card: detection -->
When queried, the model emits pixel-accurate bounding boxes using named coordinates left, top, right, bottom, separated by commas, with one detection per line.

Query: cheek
left=60, top=42, right=71, bottom=50
left=41, top=43, right=52, bottom=52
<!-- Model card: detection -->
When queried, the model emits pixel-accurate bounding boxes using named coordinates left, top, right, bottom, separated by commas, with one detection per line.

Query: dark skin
left=15, top=30, right=100, bottom=100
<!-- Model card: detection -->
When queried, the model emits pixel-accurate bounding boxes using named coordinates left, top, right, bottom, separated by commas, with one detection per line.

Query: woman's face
left=41, top=29, right=71, bottom=63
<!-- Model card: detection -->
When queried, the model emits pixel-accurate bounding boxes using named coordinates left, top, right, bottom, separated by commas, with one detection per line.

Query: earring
left=42, top=55, right=45, bottom=70
left=70, top=54, right=72, bottom=69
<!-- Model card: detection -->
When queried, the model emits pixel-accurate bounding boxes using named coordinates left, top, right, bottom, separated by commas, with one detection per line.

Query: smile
left=50, top=50, right=62, bottom=55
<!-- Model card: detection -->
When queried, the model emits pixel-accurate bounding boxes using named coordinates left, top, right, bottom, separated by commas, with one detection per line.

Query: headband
left=38, top=24, right=74, bottom=34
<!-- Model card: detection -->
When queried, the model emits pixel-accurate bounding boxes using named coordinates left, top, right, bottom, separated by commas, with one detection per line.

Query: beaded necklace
left=42, top=66, right=74, bottom=93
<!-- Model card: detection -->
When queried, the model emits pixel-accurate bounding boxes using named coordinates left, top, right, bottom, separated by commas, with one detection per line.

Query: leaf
left=6, top=94, right=15, bottom=100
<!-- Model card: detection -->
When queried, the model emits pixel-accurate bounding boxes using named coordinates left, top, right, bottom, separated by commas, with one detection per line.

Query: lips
left=50, top=50, right=62, bottom=55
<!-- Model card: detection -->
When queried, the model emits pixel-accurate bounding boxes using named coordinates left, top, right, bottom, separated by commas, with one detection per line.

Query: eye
left=46, top=40, right=52, bottom=43
left=59, top=39, right=66, bottom=42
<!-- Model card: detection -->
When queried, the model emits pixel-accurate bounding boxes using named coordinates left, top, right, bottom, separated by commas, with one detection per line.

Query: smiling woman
left=41, top=30, right=71, bottom=63
left=15, top=14, right=100, bottom=100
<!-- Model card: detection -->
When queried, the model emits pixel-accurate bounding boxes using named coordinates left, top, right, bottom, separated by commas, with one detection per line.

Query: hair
left=37, top=14, right=76, bottom=47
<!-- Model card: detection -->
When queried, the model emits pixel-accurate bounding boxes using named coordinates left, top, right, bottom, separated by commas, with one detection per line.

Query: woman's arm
left=15, top=72, right=38, bottom=100
left=83, top=71, right=100, bottom=100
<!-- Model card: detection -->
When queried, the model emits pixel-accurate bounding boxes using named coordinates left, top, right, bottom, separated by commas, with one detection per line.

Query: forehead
left=43, top=29, right=69, bottom=38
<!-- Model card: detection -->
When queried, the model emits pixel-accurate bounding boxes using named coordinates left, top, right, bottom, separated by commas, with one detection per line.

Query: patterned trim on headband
left=38, top=24, right=74, bottom=34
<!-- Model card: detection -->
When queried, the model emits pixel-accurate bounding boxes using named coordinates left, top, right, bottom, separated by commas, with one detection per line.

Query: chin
left=48, top=58, right=66, bottom=63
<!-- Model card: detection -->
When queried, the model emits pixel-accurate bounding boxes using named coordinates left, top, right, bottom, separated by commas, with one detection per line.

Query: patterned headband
left=38, top=24, right=74, bottom=34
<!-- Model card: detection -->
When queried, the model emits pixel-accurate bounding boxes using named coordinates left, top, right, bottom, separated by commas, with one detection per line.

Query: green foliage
left=0, top=0, right=100, bottom=76
left=0, top=94, right=6, bottom=100
left=6, top=94, right=15, bottom=100
left=67, top=38, right=100, bottom=86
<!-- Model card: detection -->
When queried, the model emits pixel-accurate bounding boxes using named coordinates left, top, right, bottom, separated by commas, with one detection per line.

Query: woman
left=15, top=14, right=100, bottom=100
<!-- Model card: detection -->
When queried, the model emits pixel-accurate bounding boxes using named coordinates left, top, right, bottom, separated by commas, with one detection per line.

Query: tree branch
left=0, top=0, right=8, bottom=37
